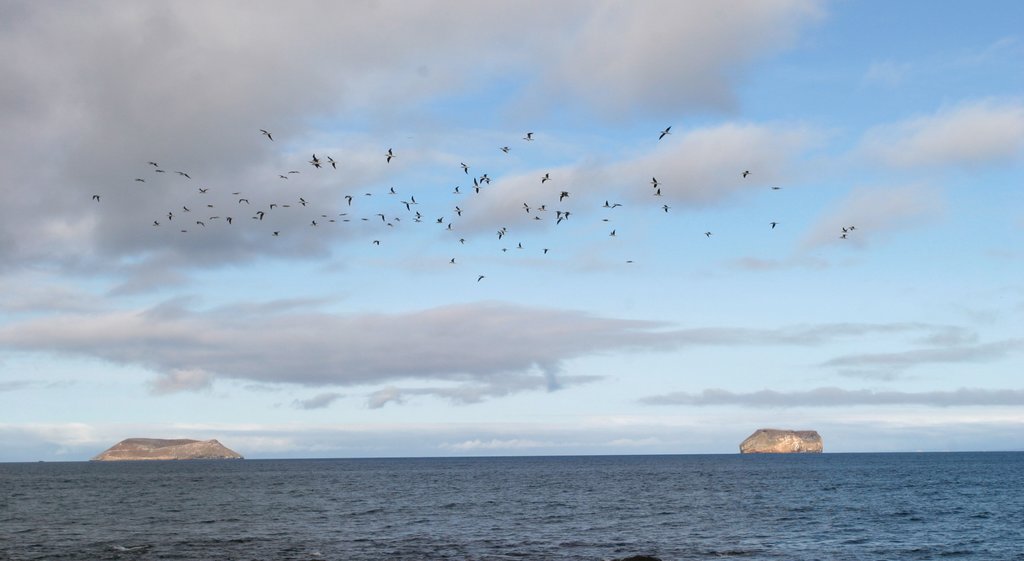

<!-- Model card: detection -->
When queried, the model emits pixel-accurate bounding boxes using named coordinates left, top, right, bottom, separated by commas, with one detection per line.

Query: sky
left=1, top=0, right=1022, bottom=462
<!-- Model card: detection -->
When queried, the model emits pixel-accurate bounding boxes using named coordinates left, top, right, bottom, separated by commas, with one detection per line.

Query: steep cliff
left=739, top=429, right=823, bottom=454
left=91, top=438, right=243, bottom=461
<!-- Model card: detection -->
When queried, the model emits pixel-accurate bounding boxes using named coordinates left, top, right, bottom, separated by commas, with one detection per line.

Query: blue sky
left=1, top=1, right=1022, bottom=461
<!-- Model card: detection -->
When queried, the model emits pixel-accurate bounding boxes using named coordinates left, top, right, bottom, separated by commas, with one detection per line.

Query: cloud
left=149, top=368, right=214, bottom=394
left=0, top=300, right=980, bottom=404
left=292, top=392, right=344, bottom=410
left=0, top=380, right=32, bottom=392
left=0, top=1, right=824, bottom=281
left=821, top=338, right=1024, bottom=376
left=859, top=99, right=1024, bottom=169
left=440, top=438, right=554, bottom=451
left=539, top=0, right=824, bottom=116
left=0, top=301, right=683, bottom=399
left=640, top=386, right=1024, bottom=408
left=800, top=183, right=945, bottom=249
left=457, top=122, right=820, bottom=233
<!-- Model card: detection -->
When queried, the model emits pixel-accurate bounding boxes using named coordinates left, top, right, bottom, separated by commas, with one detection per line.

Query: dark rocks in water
left=615, top=557, right=662, bottom=561
left=740, top=428, right=823, bottom=454
left=91, top=438, right=243, bottom=461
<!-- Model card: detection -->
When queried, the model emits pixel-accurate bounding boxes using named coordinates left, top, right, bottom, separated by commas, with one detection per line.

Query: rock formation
left=739, top=429, right=823, bottom=454
left=91, top=438, right=243, bottom=461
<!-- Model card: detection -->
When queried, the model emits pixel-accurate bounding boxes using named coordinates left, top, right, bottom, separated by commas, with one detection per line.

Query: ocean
left=1, top=453, right=1022, bottom=561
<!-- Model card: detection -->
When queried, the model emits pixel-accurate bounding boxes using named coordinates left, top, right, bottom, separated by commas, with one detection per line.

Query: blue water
left=1, top=453, right=1022, bottom=560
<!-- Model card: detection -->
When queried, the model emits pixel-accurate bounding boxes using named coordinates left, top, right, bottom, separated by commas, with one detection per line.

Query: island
left=739, top=428, right=823, bottom=454
left=91, top=438, right=243, bottom=461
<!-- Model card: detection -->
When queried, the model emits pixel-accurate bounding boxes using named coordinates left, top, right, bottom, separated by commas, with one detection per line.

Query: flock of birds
left=94, top=126, right=858, bottom=282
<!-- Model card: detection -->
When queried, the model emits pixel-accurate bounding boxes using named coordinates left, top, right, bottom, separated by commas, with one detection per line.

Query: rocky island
left=739, top=429, right=823, bottom=454
left=91, top=438, right=243, bottom=461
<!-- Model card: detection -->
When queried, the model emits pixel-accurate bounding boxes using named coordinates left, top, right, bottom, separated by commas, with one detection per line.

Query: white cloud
left=859, top=99, right=1024, bottom=168
left=800, top=183, right=944, bottom=249
left=541, top=0, right=824, bottom=115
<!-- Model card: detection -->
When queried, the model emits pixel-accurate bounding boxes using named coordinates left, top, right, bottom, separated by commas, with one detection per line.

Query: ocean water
left=1, top=453, right=1022, bottom=561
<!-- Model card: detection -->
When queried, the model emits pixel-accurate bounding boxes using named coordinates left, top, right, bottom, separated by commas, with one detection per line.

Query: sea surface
left=1, top=453, right=1022, bottom=561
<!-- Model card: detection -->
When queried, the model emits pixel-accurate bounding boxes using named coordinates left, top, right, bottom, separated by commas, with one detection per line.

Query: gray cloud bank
left=1, top=300, right=1009, bottom=404
left=641, top=387, right=1024, bottom=407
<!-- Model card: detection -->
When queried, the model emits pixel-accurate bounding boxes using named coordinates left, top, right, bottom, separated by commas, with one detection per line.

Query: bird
left=609, top=229, right=616, bottom=236
left=523, top=132, right=534, bottom=141
left=770, top=221, right=778, bottom=229
left=450, top=258, right=456, bottom=264
left=92, top=194, right=100, bottom=201
left=651, top=177, right=660, bottom=188
left=310, top=154, right=321, bottom=168
left=134, top=178, right=145, bottom=182
left=659, top=126, right=671, bottom=140
left=477, top=275, right=485, bottom=282
left=175, top=171, right=190, bottom=179
left=147, top=161, right=159, bottom=167
left=386, top=148, right=393, bottom=163
left=461, top=162, right=469, bottom=174
left=559, top=191, right=570, bottom=201
left=742, top=170, right=750, bottom=178
left=260, top=129, right=273, bottom=141
left=327, top=156, right=337, bottom=169
left=501, top=146, right=510, bottom=154
left=705, top=231, right=713, bottom=237
left=345, top=195, right=353, bottom=206
left=541, top=173, right=550, bottom=183
left=198, top=188, right=208, bottom=193
left=662, top=205, right=670, bottom=213
left=770, top=186, right=781, bottom=190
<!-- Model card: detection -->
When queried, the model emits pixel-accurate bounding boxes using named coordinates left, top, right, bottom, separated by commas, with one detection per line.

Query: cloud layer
left=641, top=386, right=1024, bottom=407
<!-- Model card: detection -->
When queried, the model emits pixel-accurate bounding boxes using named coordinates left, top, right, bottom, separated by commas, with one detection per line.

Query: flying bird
left=477, top=275, right=485, bottom=282
left=386, top=148, right=394, bottom=163
left=523, top=132, right=534, bottom=141
left=461, top=162, right=469, bottom=174
left=501, top=146, right=510, bottom=154
left=175, top=171, right=190, bottom=179
left=541, top=173, right=550, bottom=183
left=659, top=126, right=671, bottom=140
left=705, top=231, right=713, bottom=237
left=742, top=170, right=750, bottom=178
left=260, top=129, right=273, bottom=141
left=92, top=194, right=100, bottom=201
left=310, top=154, right=321, bottom=168
left=770, top=221, right=778, bottom=229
